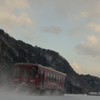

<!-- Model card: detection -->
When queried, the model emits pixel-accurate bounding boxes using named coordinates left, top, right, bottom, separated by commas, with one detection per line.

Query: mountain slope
left=0, top=29, right=98, bottom=93
left=80, top=74, right=100, bottom=92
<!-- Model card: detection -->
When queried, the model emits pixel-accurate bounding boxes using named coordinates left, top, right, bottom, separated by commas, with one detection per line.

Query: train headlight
left=30, top=80, right=35, bottom=82
left=14, top=79, right=19, bottom=81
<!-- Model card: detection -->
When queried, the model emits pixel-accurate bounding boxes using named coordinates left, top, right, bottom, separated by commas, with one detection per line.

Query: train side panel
left=14, top=63, right=67, bottom=94
left=38, top=65, right=67, bottom=92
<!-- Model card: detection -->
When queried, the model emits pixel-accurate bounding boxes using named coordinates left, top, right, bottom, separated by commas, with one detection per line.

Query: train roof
left=15, top=63, right=67, bottom=76
left=15, top=63, right=38, bottom=67
left=38, top=64, right=66, bottom=76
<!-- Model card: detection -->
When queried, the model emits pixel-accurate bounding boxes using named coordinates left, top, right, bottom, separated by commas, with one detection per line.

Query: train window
left=47, top=73, right=50, bottom=80
left=14, top=67, right=21, bottom=77
left=23, top=69, right=28, bottom=77
left=50, top=73, right=53, bottom=81
left=56, top=75, right=58, bottom=82
left=30, top=67, right=38, bottom=77
left=54, top=74, right=56, bottom=81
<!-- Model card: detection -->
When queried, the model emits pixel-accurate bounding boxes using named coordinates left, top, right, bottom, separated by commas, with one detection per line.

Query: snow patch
left=44, top=54, right=53, bottom=63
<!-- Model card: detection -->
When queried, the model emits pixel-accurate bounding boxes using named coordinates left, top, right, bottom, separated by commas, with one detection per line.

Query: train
left=13, top=63, right=67, bottom=95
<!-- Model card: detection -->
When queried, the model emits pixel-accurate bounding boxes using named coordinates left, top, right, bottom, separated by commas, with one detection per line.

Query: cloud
left=31, top=0, right=100, bottom=21
left=40, top=26, right=62, bottom=34
left=0, top=13, right=36, bottom=27
left=72, top=62, right=79, bottom=69
left=0, top=0, right=29, bottom=13
left=68, top=12, right=88, bottom=21
left=0, top=0, right=36, bottom=29
left=86, top=1, right=100, bottom=20
left=71, top=62, right=82, bottom=74
left=27, top=0, right=100, bottom=22
left=75, top=35, right=100, bottom=57
left=87, top=23, right=100, bottom=32
left=4, top=0, right=29, bottom=9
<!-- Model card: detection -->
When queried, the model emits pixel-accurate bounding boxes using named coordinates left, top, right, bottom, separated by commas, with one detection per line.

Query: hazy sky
left=1, top=0, right=100, bottom=77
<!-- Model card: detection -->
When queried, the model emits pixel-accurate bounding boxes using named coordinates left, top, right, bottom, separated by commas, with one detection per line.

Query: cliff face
left=0, top=29, right=98, bottom=93
left=80, top=74, right=100, bottom=92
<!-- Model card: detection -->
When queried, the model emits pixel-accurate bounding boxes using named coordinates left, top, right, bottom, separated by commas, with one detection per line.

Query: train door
left=41, top=70, right=44, bottom=89
left=22, top=67, right=29, bottom=83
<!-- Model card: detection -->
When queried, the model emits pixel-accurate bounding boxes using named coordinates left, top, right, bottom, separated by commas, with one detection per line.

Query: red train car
left=14, top=63, right=67, bottom=95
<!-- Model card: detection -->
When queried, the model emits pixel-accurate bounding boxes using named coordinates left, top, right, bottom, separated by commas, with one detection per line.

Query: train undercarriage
left=17, top=85, right=64, bottom=96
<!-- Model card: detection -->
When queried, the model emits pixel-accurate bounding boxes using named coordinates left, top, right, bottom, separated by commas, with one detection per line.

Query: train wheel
left=52, top=90, right=64, bottom=96
left=45, top=90, right=51, bottom=95
left=58, top=90, right=64, bottom=95
left=35, top=89, right=41, bottom=95
left=18, top=86, right=27, bottom=92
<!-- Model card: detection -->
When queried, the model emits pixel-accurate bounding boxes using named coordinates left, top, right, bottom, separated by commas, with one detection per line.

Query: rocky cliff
left=0, top=29, right=99, bottom=93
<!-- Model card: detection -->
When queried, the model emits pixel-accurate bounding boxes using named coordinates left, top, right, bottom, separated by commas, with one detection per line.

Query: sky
left=1, top=0, right=100, bottom=77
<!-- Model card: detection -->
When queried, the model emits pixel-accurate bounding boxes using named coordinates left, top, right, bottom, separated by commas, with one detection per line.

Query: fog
left=0, top=72, right=100, bottom=100
left=0, top=86, right=100, bottom=100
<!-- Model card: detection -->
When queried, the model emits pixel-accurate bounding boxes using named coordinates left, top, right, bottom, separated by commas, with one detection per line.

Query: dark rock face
left=80, top=74, right=100, bottom=92
left=0, top=29, right=99, bottom=93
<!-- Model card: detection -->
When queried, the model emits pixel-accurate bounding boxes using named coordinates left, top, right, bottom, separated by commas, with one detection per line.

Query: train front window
left=23, top=69, right=28, bottom=77
left=14, top=67, right=21, bottom=77
left=30, top=67, right=38, bottom=77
